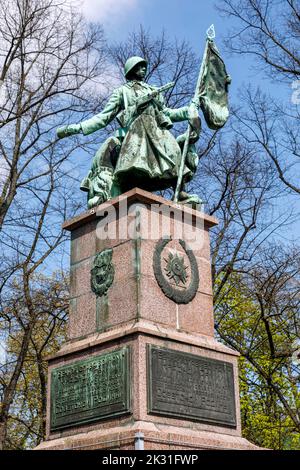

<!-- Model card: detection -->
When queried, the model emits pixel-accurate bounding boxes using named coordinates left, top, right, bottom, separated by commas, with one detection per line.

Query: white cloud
left=77, top=0, right=138, bottom=23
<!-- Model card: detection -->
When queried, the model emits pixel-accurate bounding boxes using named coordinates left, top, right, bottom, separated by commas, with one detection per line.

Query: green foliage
left=0, top=272, right=68, bottom=449
left=215, top=273, right=300, bottom=450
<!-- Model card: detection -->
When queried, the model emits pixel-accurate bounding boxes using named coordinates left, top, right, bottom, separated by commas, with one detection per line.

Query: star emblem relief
left=163, top=250, right=188, bottom=286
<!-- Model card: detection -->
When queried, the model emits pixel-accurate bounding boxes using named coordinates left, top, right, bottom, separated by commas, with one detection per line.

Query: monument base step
left=35, top=421, right=259, bottom=451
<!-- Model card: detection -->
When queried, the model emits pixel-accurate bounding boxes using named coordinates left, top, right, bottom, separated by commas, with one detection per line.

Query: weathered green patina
left=153, top=238, right=199, bottom=304
left=50, top=347, right=131, bottom=431
left=58, top=57, right=200, bottom=208
left=147, top=345, right=236, bottom=427
left=91, top=249, right=114, bottom=297
left=57, top=31, right=230, bottom=209
left=198, top=39, right=231, bottom=130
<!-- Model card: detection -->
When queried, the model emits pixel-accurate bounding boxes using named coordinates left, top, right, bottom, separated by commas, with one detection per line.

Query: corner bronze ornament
left=153, top=238, right=199, bottom=304
left=91, top=249, right=114, bottom=296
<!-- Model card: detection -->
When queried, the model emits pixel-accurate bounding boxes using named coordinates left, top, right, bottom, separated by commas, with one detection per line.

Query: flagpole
left=173, top=25, right=215, bottom=203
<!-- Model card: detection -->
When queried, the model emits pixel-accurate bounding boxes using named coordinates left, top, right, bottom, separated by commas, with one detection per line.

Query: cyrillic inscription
left=50, top=347, right=130, bottom=431
left=147, top=345, right=236, bottom=428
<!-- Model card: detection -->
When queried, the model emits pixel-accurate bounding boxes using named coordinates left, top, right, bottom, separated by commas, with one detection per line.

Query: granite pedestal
left=36, top=188, right=258, bottom=450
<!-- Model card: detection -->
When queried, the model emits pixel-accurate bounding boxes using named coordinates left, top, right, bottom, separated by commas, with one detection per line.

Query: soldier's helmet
left=124, top=56, right=148, bottom=78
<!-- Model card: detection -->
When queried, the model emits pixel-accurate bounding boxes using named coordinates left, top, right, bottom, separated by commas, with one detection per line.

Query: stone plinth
left=65, top=188, right=216, bottom=340
left=35, top=188, right=259, bottom=450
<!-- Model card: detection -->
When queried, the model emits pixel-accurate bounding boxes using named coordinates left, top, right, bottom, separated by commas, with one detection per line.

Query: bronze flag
left=198, top=39, right=231, bottom=130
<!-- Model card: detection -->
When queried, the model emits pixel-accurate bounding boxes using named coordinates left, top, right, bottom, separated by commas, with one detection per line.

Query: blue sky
left=79, top=0, right=291, bottom=97
left=94, top=0, right=246, bottom=91
left=70, top=0, right=299, bottom=243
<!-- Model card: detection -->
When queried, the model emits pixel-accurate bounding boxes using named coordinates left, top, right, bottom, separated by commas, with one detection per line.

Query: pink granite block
left=196, top=255, right=213, bottom=296
left=132, top=336, right=147, bottom=420
left=146, top=207, right=208, bottom=253
left=137, top=237, right=213, bottom=335
left=139, top=275, right=177, bottom=328
left=68, top=292, right=97, bottom=339
left=120, top=444, right=135, bottom=450
left=126, top=200, right=152, bottom=237
left=94, top=200, right=156, bottom=252
left=139, top=239, right=156, bottom=277
left=39, top=191, right=262, bottom=451
left=63, top=189, right=218, bottom=233
left=45, top=367, right=54, bottom=439
left=71, top=240, right=136, bottom=301
left=57, top=418, right=123, bottom=439
left=101, top=276, right=138, bottom=329
left=146, top=205, right=177, bottom=240
left=144, top=442, right=171, bottom=450
left=71, top=220, right=97, bottom=264
left=70, top=258, right=92, bottom=298
left=133, top=340, right=147, bottom=422
left=112, top=240, right=136, bottom=284
left=72, top=215, right=133, bottom=267
left=95, top=216, right=129, bottom=253
left=143, top=203, right=207, bottom=247
left=232, top=360, right=242, bottom=434
left=178, top=292, right=214, bottom=336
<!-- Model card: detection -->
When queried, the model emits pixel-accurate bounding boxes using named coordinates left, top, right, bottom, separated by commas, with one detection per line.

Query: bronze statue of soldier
left=57, top=56, right=201, bottom=208
left=57, top=29, right=230, bottom=208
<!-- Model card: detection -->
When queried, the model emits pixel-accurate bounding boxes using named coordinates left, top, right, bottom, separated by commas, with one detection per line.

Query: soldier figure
left=57, top=56, right=201, bottom=208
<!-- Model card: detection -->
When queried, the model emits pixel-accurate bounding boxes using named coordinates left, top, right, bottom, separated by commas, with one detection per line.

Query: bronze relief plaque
left=147, top=345, right=236, bottom=428
left=91, top=248, right=115, bottom=297
left=153, top=238, right=199, bottom=304
left=50, top=347, right=131, bottom=431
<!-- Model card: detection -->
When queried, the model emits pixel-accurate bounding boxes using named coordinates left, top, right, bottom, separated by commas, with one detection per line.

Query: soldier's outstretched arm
left=57, top=123, right=81, bottom=139
left=161, top=97, right=198, bottom=123
left=57, top=88, right=123, bottom=139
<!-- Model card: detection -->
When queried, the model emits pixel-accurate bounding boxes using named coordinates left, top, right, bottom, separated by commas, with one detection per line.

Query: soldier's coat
left=80, top=80, right=191, bottom=188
